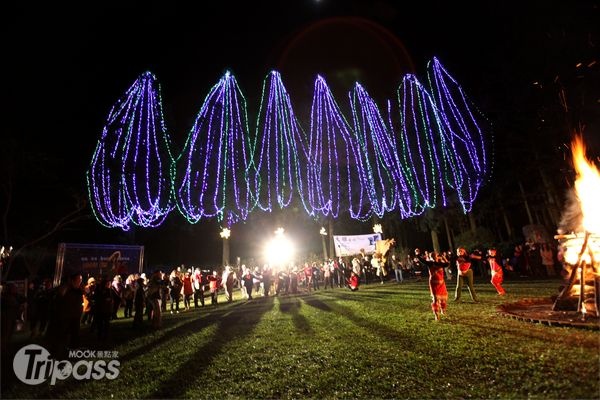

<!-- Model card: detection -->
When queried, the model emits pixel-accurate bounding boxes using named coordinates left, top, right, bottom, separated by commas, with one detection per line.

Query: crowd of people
left=1, top=239, right=562, bottom=356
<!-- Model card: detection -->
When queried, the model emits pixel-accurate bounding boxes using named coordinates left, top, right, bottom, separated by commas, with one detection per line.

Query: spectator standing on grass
left=242, top=266, right=255, bottom=299
left=193, top=267, right=205, bottom=307
left=455, top=248, right=479, bottom=303
left=322, top=261, right=333, bottom=289
left=161, top=272, right=170, bottom=312
left=109, top=275, right=123, bottom=319
left=262, top=264, right=272, bottom=297
left=413, top=248, right=426, bottom=281
left=540, top=243, right=557, bottom=277
left=169, top=269, right=182, bottom=314
left=303, top=263, right=313, bottom=292
left=55, top=273, right=83, bottom=352
left=208, top=270, right=221, bottom=305
left=392, top=254, right=403, bottom=283
left=81, top=277, right=96, bottom=325
left=182, top=271, right=194, bottom=310
left=253, top=266, right=262, bottom=296
left=93, top=277, right=113, bottom=341
left=147, top=270, right=163, bottom=329
left=312, top=262, right=321, bottom=291
left=133, top=277, right=146, bottom=329
left=30, top=279, right=53, bottom=337
left=372, top=252, right=385, bottom=285
left=222, top=266, right=235, bottom=302
left=123, top=275, right=135, bottom=318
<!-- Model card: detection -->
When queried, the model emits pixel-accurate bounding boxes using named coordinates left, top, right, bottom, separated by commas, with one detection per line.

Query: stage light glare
left=264, top=234, right=295, bottom=265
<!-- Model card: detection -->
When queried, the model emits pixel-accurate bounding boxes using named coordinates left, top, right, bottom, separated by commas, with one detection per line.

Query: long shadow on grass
left=147, top=297, right=275, bottom=399
left=17, top=305, right=245, bottom=399
left=317, top=289, right=424, bottom=305
left=300, top=296, right=333, bottom=312
left=310, top=291, right=428, bottom=347
left=9, top=302, right=271, bottom=398
left=279, top=296, right=313, bottom=334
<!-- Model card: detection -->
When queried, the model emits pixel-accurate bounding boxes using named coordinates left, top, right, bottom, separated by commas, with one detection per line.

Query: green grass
left=2, top=278, right=599, bottom=399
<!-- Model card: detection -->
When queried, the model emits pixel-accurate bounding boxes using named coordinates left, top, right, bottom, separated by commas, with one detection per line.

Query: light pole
left=373, top=223, right=383, bottom=238
left=319, top=227, right=328, bottom=261
left=220, top=228, right=231, bottom=267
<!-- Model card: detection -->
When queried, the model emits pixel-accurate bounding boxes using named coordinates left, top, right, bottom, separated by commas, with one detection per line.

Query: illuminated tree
left=251, top=71, right=313, bottom=215
left=86, top=71, right=175, bottom=230
left=307, top=75, right=371, bottom=220
left=426, top=57, right=490, bottom=212
left=174, top=72, right=253, bottom=226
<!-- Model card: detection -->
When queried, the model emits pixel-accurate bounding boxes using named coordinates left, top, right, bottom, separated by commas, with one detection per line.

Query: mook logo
left=13, top=344, right=120, bottom=385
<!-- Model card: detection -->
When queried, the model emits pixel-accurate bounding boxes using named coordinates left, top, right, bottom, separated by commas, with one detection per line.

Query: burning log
left=552, top=232, right=600, bottom=319
left=552, top=135, right=600, bottom=320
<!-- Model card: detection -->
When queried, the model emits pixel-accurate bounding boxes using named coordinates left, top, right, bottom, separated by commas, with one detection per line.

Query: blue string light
left=86, top=71, right=175, bottom=230
left=88, top=58, right=489, bottom=230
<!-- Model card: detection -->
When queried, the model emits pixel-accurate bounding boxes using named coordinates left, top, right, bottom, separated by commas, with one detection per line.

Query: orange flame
left=571, top=135, right=600, bottom=234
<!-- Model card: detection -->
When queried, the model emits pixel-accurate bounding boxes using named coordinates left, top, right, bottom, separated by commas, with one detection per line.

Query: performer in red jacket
left=428, top=253, right=449, bottom=321
left=207, top=271, right=221, bottom=305
left=486, top=248, right=506, bottom=295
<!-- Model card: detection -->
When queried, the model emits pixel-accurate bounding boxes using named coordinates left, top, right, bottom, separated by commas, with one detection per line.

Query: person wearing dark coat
left=133, top=277, right=146, bottom=329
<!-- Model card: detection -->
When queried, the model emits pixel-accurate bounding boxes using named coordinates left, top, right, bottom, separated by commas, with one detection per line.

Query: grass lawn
left=1, top=278, right=599, bottom=399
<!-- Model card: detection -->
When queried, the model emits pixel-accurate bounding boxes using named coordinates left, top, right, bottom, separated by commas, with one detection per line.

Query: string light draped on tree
left=87, top=58, right=491, bottom=231
left=426, top=57, right=489, bottom=213
left=174, top=71, right=253, bottom=226
left=86, top=71, right=175, bottom=230
left=350, top=83, right=412, bottom=218
left=394, top=74, right=448, bottom=215
left=308, top=75, right=371, bottom=220
left=251, top=71, right=313, bottom=214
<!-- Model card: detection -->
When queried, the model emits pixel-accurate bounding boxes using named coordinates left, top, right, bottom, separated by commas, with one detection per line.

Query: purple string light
left=88, top=58, right=489, bottom=230
left=87, top=71, right=174, bottom=230
left=174, top=71, right=253, bottom=226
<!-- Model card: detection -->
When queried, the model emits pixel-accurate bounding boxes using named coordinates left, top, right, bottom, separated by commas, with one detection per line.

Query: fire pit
left=497, top=298, right=600, bottom=330
left=552, top=232, right=600, bottom=319
left=552, top=135, right=600, bottom=320
left=498, top=134, right=600, bottom=330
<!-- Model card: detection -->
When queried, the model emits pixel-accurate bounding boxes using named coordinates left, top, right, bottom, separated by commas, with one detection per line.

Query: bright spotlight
left=264, top=233, right=295, bottom=265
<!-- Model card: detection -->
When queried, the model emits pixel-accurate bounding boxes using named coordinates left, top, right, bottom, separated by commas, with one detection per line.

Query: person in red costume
left=428, top=252, right=449, bottom=321
left=486, top=248, right=506, bottom=295
left=347, top=271, right=360, bottom=291
left=454, top=247, right=479, bottom=302
left=207, top=271, right=221, bottom=305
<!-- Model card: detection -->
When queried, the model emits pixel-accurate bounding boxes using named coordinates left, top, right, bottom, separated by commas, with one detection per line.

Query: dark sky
left=3, top=0, right=599, bottom=269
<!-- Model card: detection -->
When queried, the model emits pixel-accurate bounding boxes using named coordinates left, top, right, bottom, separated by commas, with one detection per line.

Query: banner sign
left=333, top=233, right=382, bottom=257
left=54, top=243, right=144, bottom=286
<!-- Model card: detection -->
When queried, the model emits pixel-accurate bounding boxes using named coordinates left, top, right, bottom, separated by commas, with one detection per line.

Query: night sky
left=3, top=0, right=599, bottom=271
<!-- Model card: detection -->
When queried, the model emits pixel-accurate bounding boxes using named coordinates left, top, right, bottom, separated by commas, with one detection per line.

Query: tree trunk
left=222, top=238, right=230, bottom=267
left=443, top=216, right=453, bottom=252
left=431, top=229, right=440, bottom=254
left=518, top=180, right=534, bottom=225
left=328, top=218, right=334, bottom=260
left=501, top=205, right=513, bottom=239
left=468, top=213, right=477, bottom=233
